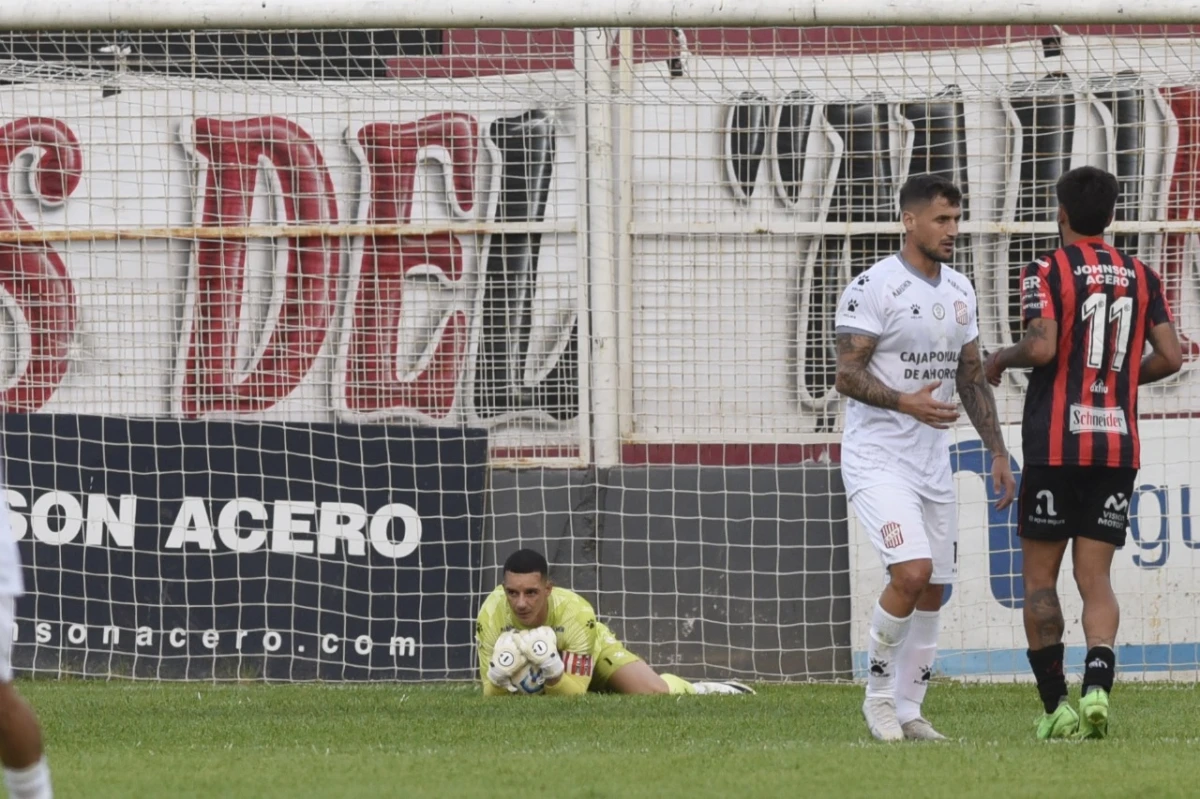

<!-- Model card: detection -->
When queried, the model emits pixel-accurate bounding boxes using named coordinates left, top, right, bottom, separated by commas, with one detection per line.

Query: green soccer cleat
left=1075, top=689, right=1110, bottom=740
left=1035, top=700, right=1079, bottom=740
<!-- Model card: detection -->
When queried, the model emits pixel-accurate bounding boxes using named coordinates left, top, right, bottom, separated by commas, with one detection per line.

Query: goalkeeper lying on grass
left=477, top=548, right=754, bottom=697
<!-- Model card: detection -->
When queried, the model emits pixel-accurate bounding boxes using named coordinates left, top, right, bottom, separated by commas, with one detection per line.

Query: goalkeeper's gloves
left=518, top=626, right=565, bottom=682
left=486, top=631, right=527, bottom=693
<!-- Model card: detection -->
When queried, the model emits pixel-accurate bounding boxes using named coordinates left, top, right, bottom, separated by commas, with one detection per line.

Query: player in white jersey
left=835, top=174, right=1016, bottom=742
left=0, top=476, right=53, bottom=798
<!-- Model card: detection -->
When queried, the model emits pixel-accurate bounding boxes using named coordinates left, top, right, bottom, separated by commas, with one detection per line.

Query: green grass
left=20, top=680, right=1200, bottom=798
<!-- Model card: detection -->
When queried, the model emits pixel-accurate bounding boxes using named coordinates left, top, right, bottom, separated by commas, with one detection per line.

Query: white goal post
left=1, top=3, right=1200, bottom=684
left=8, top=0, right=1200, bottom=29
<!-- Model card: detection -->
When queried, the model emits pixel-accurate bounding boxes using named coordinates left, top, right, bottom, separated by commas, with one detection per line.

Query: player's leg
left=0, top=598, right=51, bottom=799
left=594, top=635, right=753, bottom=696
left=1073, top=538, right=1119, bottom=651
left=603, top=663, right=753, bottom=696
left=1023, top=536, right=1073, bottom=736
left=894, top=583, right=946, bottom=740
left=603, top=660, right=671, bottom=694
left=587, top=625, right=671, bottom=694
left=865, top=557, right=930, bottom=741
left=852, top=485, right=932, bottom=742
left=1017, top=466, right=1077, bottom=739
left=894, top=497, right=957, bottom=741
left=1072, top=536, right=1117, bottom=738
left=1071, top=467, right=1132, bottom=739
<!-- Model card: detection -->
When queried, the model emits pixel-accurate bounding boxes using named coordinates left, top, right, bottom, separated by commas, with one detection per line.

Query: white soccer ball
left=512, top=662, right=546, bottom=695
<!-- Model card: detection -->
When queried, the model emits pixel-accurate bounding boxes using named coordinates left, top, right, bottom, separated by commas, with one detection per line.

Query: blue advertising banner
left=1, top=415, right=488, bottom=680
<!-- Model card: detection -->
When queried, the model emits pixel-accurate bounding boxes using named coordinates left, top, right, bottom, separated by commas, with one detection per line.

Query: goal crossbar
left=8, top=0, right=1200, bottom=31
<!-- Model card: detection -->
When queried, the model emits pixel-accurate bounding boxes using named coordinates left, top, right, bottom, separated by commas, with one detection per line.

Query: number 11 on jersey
left=1080, top=294, right=1133, bottom=372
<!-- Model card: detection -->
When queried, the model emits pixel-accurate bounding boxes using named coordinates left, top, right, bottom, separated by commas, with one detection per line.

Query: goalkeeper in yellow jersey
left=477, top=549, right=754, bottom=697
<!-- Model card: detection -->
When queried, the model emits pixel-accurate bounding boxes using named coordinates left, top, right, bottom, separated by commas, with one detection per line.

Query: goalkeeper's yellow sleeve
left=482, top=681, right=510, bottom=697
left=543, top=671, right=589, bottom=696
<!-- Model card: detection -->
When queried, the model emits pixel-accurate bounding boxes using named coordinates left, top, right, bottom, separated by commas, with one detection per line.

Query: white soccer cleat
left=862, top=696, right=904, bottom=741
left=692, top=680, right=756, bottom=695
left=901, top=717, right=947, bottom=741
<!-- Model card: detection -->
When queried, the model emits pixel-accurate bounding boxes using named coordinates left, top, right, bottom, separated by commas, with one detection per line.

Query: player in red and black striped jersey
left=1017, top=234, right=1172, bottom=470
left=987, top=166, right=1183, bottom=741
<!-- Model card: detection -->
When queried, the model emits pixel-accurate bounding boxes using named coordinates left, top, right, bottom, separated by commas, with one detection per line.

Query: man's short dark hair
left=503, top=548, right=549, bottom=578
left=898, top=174, right=962, bottom=211
left=1056, top=166, right=1119, bottom=236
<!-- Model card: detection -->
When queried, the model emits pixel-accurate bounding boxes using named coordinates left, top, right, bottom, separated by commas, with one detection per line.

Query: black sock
left=1082, top=645, right=1116, bottom=696
left=1028, top=643, right=1068, bottom=714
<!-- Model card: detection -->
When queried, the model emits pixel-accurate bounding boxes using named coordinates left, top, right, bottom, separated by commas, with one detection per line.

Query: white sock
left=5, top=756, right=51, bottom=799
left=895, top=609, right=940, bottom=724
left=866, top=602, right=912, bottom=700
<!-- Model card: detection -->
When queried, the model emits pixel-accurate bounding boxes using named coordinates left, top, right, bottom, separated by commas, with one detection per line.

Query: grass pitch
left=24, top=680, right=1200, bottom=798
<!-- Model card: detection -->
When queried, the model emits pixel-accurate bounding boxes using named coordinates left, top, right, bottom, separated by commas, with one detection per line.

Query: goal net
left=0, top=22, right=1198, bottom=681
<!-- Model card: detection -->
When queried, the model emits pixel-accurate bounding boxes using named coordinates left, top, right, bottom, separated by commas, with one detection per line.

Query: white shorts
left=850, top=483, right=958, bottom=584
left=0, top=596, right=13, bottom=682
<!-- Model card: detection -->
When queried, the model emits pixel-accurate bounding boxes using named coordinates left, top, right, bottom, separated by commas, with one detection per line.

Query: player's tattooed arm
left=837, top=332, right=961, bottom=428
left=834, top=332, right=900, bottom=410
left=984, top=318, right=1058, bottom=385
left=963, top=338, right=1017, bottom=508
left=957, top=338, right=1007, bottom=458
left=1140, top=321, right=1184, bottom=385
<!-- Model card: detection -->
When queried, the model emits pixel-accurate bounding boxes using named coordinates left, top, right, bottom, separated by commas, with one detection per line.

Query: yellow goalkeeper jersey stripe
left=475, top=585, right=603, bottom=683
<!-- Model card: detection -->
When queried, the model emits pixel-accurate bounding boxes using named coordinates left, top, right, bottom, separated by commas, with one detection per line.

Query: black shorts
left=1018, top=465, right=1137, bottom=546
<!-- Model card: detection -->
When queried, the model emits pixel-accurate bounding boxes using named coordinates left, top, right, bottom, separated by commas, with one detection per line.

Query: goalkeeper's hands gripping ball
left=518, top=626, right=565, bottom=682
left=487, top=631, right=528, bottom=693
left=513, top=663, right=547, bottom=695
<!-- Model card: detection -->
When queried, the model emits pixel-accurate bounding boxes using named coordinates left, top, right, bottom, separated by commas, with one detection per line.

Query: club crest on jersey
left=880, top=521, right=904, bottom=549
left=932, top=303, right=945, bottom=320
left=954, top=300, right=968, bottom=325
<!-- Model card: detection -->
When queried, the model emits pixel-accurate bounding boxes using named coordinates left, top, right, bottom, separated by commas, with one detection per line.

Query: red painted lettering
left=342, top=113, right=477, bottom=417
left=0, top=117, right=82, bottom=411
left=1163, top=87, right=1200, bottom=360
left=178, top=116, right=340, bottom=416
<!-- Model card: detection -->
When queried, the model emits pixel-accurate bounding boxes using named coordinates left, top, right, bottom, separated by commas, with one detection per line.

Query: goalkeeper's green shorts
left=589, top=622, right=644, bottom=692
